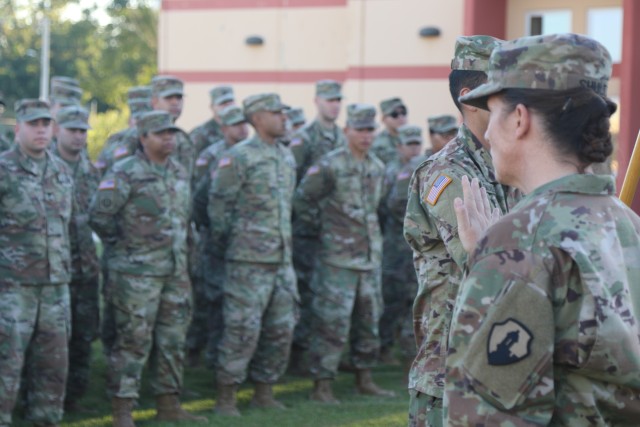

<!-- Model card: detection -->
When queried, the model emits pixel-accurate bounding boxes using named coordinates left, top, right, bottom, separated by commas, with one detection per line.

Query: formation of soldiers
left=1, top=30, right=640, bottom=427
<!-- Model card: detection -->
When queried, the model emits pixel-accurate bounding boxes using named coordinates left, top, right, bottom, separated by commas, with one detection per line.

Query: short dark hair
left=500, top=87, right=617, bottom=167
left=449, top=70, right=487, bottom=113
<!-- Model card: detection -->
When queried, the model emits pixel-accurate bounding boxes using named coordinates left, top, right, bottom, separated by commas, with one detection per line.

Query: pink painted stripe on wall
left=162, top=0, right=347, bottom=11
left=162, top=66, right=452, bottom=83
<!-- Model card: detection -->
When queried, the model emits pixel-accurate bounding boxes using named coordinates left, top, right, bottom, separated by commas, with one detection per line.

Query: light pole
left=39, top=0, right=50, bottom=101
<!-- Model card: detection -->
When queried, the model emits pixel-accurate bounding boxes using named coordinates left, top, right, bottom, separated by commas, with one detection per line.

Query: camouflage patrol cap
left=210, top=85, right=235, bottom=105
left=151, top=75, right=184, bottom=98
left=346, top=103, right=377, bottom=129
left=398, top=124, right=423, bottom=145
left=14, top=99, right=52, bottom=122
left=56, top=105, right=91, bottom=130
left=286, top=107, right=306, bottom=126
left=129, top=100, right=153, bottom=119
left=460, top=33, right=612, bottom=110
left=51, top=75, right=80, bottom=88
left=219, top=105, right=246, bottom=126
left=243, top=93, right=289, bottom=115
left=428, top=114, right=458, bottom=133
left=316, top=80, right=343, bottom=99
left=50, top=83, right=83, bottom=106
left=137, top=111, right=180, bottom=136
left=127, top=86, right=152, bottom=103
left=451, top=35, right=503, bottom=71
left=380, top=97, right=406, bottom=116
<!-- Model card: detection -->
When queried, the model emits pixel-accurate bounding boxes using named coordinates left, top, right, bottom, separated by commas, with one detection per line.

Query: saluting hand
left=453, top=175, right=501, bottom=254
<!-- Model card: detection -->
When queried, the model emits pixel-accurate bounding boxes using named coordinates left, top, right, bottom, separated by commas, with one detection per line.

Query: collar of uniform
left=458, top=123, right=497, bottom=183
left=317, top=121, right=339, bottom=141
left=137, top=148, right=174, bottom=176
left=15, top=144, right=54, bottom=176
left=521, top=174, right=615, bottom=206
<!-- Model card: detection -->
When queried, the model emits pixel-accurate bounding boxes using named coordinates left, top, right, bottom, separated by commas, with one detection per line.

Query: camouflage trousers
left=380, top=272, right=417, bottom=359
left=66, top=275, right=100, bottom=404
left=0, top=283, right=70, bottom=426
left=202, top=254, right=226, bottom=370
left=291, top=235, right=320, bottom=350
left=185, top=227, right=208, bottom=357
left=216, top=261, right=298, bottom=385
left=308, top=263, right=383, bottom=379
left=101, top=245, right=116, bottom=357
left=107, top=271, right=192, bottom=398
left=408, top=390, right=443, bottom=427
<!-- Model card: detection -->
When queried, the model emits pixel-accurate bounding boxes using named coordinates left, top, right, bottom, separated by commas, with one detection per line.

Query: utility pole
left=39, top=0, right=51, bottom=101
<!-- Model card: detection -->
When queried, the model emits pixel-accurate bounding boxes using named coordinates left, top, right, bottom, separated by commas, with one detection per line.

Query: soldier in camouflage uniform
left=51, top=106, right=101, bottom=413
left=371, top=97, right=408, bottom=164
left=49, top=80, right=83, bottom=118
left=0, top=95, right=11, bottom=153
left=446, top=33, right=640, bottom=426
left=426, top=115, right=458, bottom=155
left=286, top=107, right=306, bottom=132
left=378, top=125, right=425, bottom=368
left=209, top=93, right=297, bottom=416
left=0, top=100, right=73, bottom=427
left=190, top=85, right=235, bottom=157
left=288, top=80, right=346, bottom=373
left=89, top=111, right=205, bottom=427
left=295, top=104, right=394, bottom=403
left=403, top=35, right=522, bottom=427
left=188, top=105, right=249, bottom=370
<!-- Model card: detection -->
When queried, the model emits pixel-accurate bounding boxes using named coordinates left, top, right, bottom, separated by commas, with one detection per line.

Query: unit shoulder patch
left=487, top=318, right=533, bottom=366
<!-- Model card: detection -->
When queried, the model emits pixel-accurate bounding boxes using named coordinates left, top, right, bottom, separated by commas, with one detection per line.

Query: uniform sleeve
left=289, top=131, right=310, bottom=183
left=292, top=159, right=333, bottom=232
left=88, top=170, right=131, bottom=243
left=445, top=247, right=556, bottom=426
left=191, top=171, right=211, bottom=230
left=207, top=153, right=245, bottom=258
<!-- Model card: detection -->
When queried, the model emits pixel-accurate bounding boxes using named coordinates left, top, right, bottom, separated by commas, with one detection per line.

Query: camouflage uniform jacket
left=190, top=118, right=224, bottom=159
left=173, top=130, right=196, bottom=181
left=89, top=150, right=191, bottom=277
left=289, top=119, right=346, bottom=183
left=0, top=146, right=74, bottom=285
left=371, top=128, right=400, bottom=165
left=446, top=174, right=640, bottom=426
left=208, top=135, right=296, bottom=263
left=51, top=143, right=101, bottom=281
left=192, top=138, right=229, bottom=229
left=294, top=146, right=384, bottom=271
left=94, top=127, right=139, bottom=177
left=0, top=133, right=12, bottom=153
left=403, top=124, right=520, bottom=398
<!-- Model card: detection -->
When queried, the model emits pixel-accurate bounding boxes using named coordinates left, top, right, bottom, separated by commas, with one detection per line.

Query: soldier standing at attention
left=288, top=80, right=345, bottom=373
left=51, top=106, right=101, bottom=413
left=426, top=114, right=458, bottom=156
left=89, top=111, right=206, bottom=427
left=209, top=93, right=298, bottom=416
left=295, top=104, right=395, bottom=403
left=190, top=85, right=235, bottom=157
left=403, top=35, right=520, bottom=427
left=0, top=100, right=74, bottom=427
left=447, top=33, right=640, bottom=425
left=371, top=97, right=408, bottom=164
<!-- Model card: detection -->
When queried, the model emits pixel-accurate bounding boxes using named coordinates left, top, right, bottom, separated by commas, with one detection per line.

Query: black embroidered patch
left=487, top=318, right=533, bottom=366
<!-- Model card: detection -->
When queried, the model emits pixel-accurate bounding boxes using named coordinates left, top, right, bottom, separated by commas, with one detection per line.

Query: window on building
left=588, top=7, right=623, bottom=63
left=526, top=10, right=572, bottom=36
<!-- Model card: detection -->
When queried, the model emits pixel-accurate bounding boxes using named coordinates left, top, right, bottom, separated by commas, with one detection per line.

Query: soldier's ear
left=513, top=104, right=531, bottom=140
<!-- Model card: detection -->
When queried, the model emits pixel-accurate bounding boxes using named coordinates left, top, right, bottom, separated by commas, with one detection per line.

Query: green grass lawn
left=16, top=342, right=410, bottom=427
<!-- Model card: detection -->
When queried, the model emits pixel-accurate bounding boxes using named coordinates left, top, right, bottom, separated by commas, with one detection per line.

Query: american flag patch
left=290, top=138, right=302, bottom=147
left=196, top=157, right=208, bottom=167
left=218, top=157, right=232, bottom=168
left=93, top=160, right=106, bottom=169
left=397, top=171, right=411, bottom=180
left=425, top=174, right=452, bottom=206
left=114, top=146, right=129, bottom=159
left=98, top=179, right=116, bottom=190
left=306, top=165, right=320, bottom=176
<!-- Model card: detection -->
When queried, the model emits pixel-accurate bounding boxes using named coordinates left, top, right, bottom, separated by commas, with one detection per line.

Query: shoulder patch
left=114, top=146, right=129, bottom=159
left=306, top=165, right=320, bottom=176
left=487, top=318, right=533, bottom=366
left=93, top=160, right=107, bottom=169
left=397, top=171, right=411, bottom=181
left=98, top=178, right=116, bottom=190
left=425, top=174, right=452, bottom=206
left=196, top=157, right=209, bottom=167
left=290, top=138, right=302, bottom=147
left=218, top=157, right=232, bottom=168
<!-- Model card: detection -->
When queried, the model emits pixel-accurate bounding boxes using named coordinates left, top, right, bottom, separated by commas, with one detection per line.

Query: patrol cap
left=219, top=105, right=246, bottom=126
left=451, top=35, right=503, bottom=71
left=50, top=83, right=83, bottom=106
left=286, top=107, right=306, bottom=126
left=127, top=86, right=152, bottom=103
left=129, top=100, right=153, bottom=119
left=51, top=75, right=80, bottom=88
left=15, top=99, right=52, bottom=122
left=243, top=93, right=289, bottom=115
left=151, top=75, right=184, bottom=98
left=316, top=80, right=343, bottom=99
left=137, top=111, right=180, bottom=136
left=379, top=97, right=405, bottom=116
left=460, top=33, right=612, bottom=110
left=56, top=105, right=91, bottom=130
left=428, top=114, right=458, bottom=133
left=398, top=124, right=423, bottom=145
left=346, top=103, right=377, bottom=129
left=210, top=85, right=234, bottom=105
